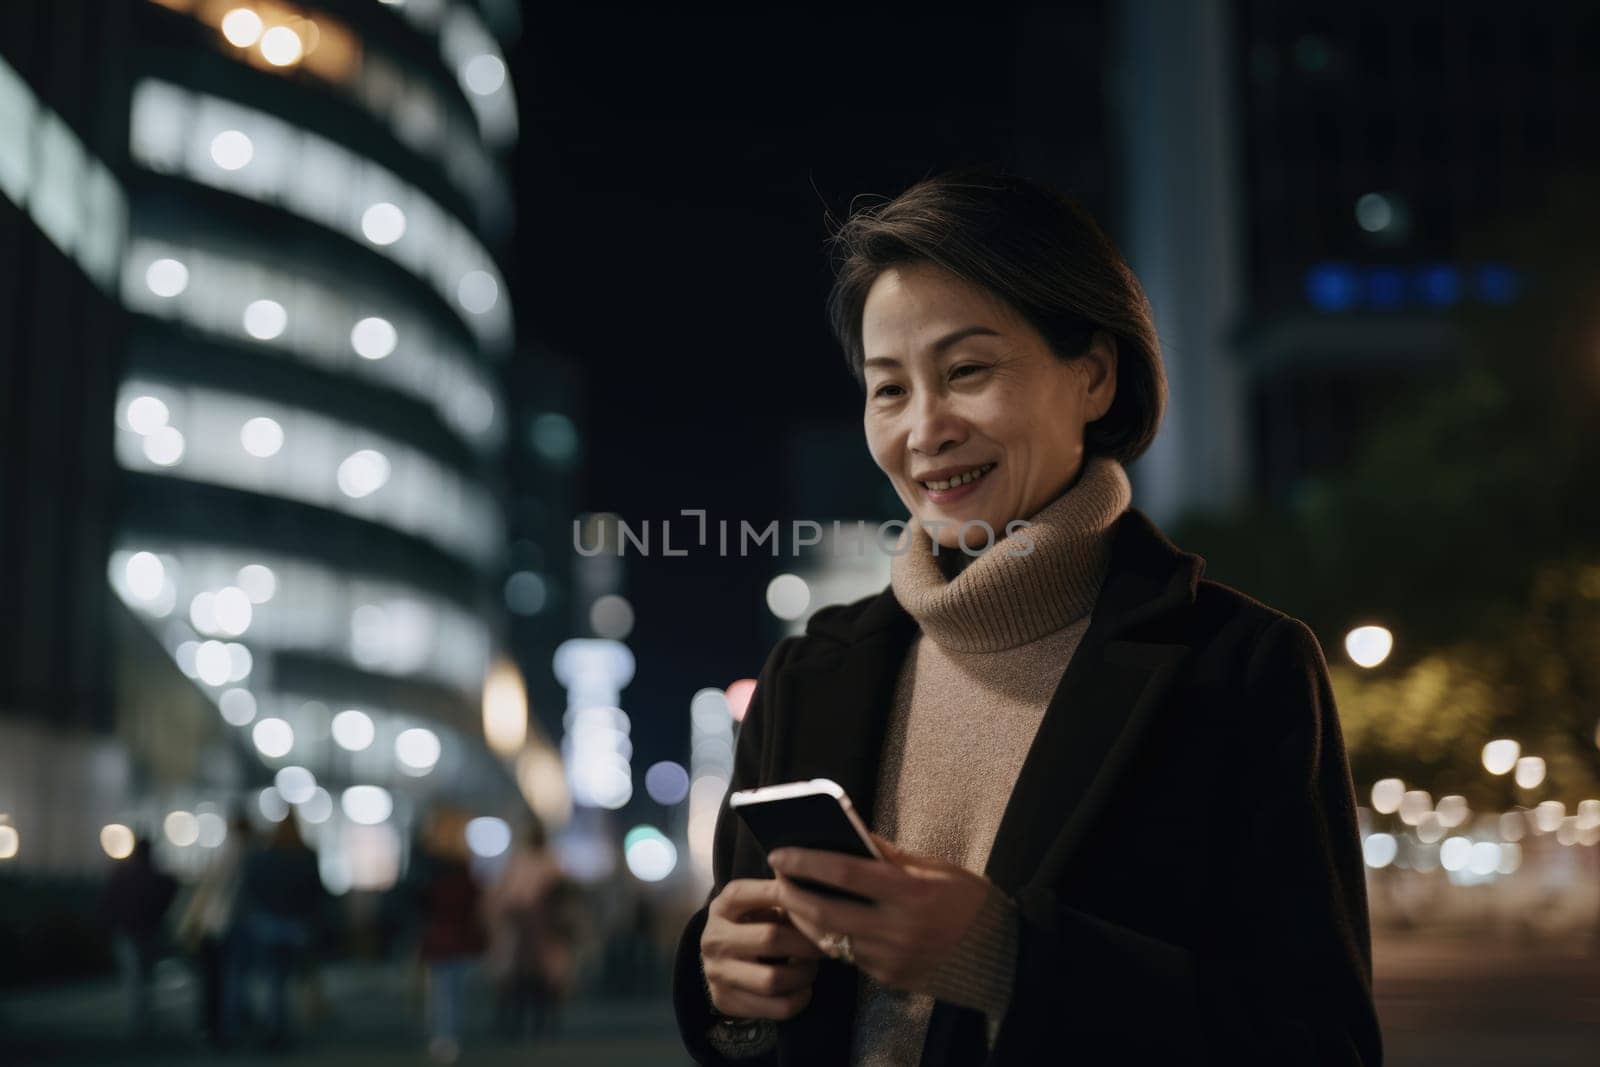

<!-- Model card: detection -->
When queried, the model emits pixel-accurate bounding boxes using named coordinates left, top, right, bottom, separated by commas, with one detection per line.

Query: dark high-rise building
left=1114, top=0, right=1590, bottom=518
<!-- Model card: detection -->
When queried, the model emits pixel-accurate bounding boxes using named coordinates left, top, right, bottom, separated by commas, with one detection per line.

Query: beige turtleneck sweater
left=848, top=454, right=1132, bottom=1065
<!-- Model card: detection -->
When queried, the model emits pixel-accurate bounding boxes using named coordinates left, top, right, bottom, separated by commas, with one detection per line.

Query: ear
left=1083, top=329, right=1119, bottom=420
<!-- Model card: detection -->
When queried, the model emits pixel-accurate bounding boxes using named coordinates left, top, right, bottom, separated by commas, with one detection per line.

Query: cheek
left=863, top=419, right=900, bottom=476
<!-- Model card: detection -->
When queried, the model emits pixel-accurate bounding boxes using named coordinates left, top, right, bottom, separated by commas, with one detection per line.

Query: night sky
left=507, top=6, right=1112, bottom=785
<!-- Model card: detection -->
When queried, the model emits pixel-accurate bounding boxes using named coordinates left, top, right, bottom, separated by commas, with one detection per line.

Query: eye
left=872, top=383, right=904, bottom=399
left=950, top=363, right=986, bottom=380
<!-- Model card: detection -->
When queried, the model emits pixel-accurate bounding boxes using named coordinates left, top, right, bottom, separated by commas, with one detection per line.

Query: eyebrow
left=862, top=325, right=1002, bottom=370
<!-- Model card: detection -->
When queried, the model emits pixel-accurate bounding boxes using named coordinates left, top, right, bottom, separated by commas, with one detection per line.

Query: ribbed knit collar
left=888, top=455, right=1132, bottom=653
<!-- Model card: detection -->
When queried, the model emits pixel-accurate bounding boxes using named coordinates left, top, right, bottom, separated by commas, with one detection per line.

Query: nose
left=906, top=390, right=966, bottom=458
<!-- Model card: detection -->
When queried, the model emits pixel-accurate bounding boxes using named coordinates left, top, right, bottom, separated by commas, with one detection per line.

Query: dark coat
left=672, top=506, right=1383, bottom=1065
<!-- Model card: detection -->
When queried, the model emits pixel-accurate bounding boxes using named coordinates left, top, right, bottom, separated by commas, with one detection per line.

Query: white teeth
left=923, top=463, right=994, bottom=491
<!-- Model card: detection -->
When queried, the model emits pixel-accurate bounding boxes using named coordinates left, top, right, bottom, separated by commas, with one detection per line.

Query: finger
left=707, top=957, right=819, bottom=999
left=707, top=920, right=826, bottom=962
left=773, top=873, right=881, bottom=942
left=868, top=832, right=909, bottom=864
left=768, top=847, right=903, bottom=901
left=710, top=878, right=783, bottom=920
left=710, top=984, right=813, bottom=1021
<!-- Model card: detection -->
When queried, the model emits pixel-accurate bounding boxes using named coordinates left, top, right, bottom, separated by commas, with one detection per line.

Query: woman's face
left=861, top=262, right=1117, bottom=552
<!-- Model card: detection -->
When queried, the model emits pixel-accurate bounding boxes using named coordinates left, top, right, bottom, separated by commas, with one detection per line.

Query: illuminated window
left=122, top=237, right=501, bottom=451
left=114, top=379, right=501, bottom=568
left=129, top=79, right=511, bottom=351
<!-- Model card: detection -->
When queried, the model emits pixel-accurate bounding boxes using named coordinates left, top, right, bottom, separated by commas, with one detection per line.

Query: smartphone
left=729, top=778, right=883, bottom=903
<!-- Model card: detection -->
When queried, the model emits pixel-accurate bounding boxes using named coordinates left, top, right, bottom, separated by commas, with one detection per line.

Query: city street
left=6, top=932, right=1599, bottom=1065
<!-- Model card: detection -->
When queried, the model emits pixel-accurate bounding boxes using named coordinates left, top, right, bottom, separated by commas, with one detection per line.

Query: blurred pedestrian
left=101, top=837, right=178, bottom=1037
left=225, top=815, right=326, bottom=1050
left=176, top=811, right=252, bottom=1046
left=484, top=821, right=573, bottom=1040
left=416, top=806, right=488, bottom=1063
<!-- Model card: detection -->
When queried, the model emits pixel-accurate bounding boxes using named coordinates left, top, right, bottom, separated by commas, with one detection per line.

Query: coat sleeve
left=672, top=634, right=805, bottom=1066
left=988, top=616, right=1383, bottom=1065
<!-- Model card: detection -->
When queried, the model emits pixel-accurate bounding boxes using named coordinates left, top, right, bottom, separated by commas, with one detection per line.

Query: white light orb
left=1362, top=833, right=1397, bottom=869
left=765, top=574, right=811, bottom=621
left=226, top=643, right=253, bottom=682
left=259, top=25, right=303, bottom=66
left=196, top=812, right=227, bottom=848
left=331, top=709, right=375, bottom=752
left=125, top=552, right=165, bottom=601
left=220, top=8, right=264, bottom=47
left=126, top=395, right=170, bottom=434
left=0, top=825, right=16, bottom=860
left=144, top=259, right=188, bottom=298
left=243, top=299, right=287, bottom=340
left=213, top=586, right=252, bottom=636
left=341, top=785, right=393, bottom=825
left=1435, top=795, right=1470, bottom=829
left=100, top=823, right=135, bottom=859
left=1482, top=739, right=1520, bottom=776
left=1398, top=789, right=1432, bottom=827
left=1439, top=836, right=1472, bottom=872
left=143, top=426, right=185, bottom=466
left=395, top=727, right=441, bottom=771
left=1355, top=192, right=1396, bottom=233
left=1370, top=778, right=1404, bottom=815
left=360, top=203, right=406, bottom=246
left=163, top=810, right=199, bottom=847
left=456, top=270, right=498, bottom=313
left=625, top=828, right=677, bottom=882
left=645, top=761, right=690, bottom=805
left=195, top=639, right=232, bottom=686
left=1467, top=841, right=1501, bottom=876
left=274, top=765, right=316, bottom=805
left=252, top=716, right=294, bottom=759
left=1514, top=756, right=1546, bottom=790
left=1499, top=811, right=1526, bottom=842
left=209, top=129, right=253, bottom=171
left=236, top=563, right=277, bottom=603
left=461, top=54, right=506, bottom=95
left=1577, top=799, right=1600, bottom=831
left=337, top=449, right=390, bottom=498
left=465, top=816, right=512, bottom=858
left=258, top=786, right=289, bottom=823
left=175, top=640, right=201, bottom=678
left=689, top=688, right=732, bottom=732
left=1534, top=800, right=1565, bottom=833
left=218, top=687, right=257, bottom=726
left=350, top=317, right=397, bottom=359
left=298, top=787, right=333, bottom=824
left=189, top=591, right=219, bottom=634
left=589, top=594, right=635, bottom=639
left=1496, top=842, right=1522, bottom=874
left=1343, top=625, right=1393, bottom=668
left=240, top=416, right=284, bottom=457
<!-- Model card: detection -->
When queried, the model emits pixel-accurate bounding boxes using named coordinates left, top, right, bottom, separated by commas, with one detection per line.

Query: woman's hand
left=768, top=833, right=993, bottom=996
left=700, top=878, right=828, bottom=1020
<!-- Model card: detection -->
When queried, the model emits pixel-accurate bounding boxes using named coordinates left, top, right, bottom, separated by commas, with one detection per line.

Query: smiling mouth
left=918, top=463, right=996, bottom=491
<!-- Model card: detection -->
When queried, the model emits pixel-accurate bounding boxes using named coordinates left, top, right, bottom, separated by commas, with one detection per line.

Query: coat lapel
left=920, top=506, right=1205, bottom=1065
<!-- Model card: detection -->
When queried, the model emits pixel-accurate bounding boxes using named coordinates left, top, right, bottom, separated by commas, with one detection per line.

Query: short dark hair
left=825, top=168, right=1166, bottom=466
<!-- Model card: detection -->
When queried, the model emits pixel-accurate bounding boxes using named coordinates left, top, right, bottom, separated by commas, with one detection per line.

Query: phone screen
left=734, top=792, right=878, bottom=903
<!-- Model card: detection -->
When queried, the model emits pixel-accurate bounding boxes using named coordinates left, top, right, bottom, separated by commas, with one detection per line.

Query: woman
left=672, top=169, right=1382, bottom=1065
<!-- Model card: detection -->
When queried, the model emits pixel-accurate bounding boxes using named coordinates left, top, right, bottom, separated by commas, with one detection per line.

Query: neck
left=889, top=456, right=1133, bottom=652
